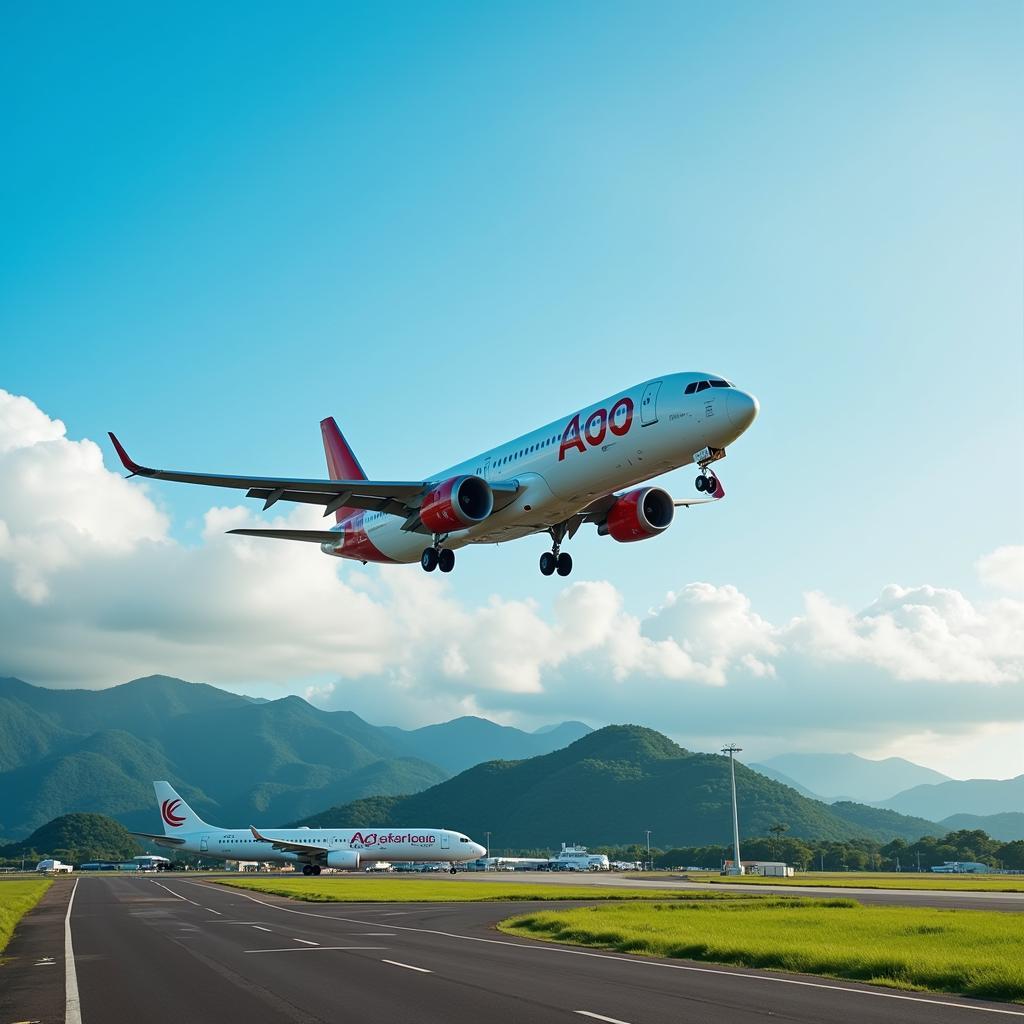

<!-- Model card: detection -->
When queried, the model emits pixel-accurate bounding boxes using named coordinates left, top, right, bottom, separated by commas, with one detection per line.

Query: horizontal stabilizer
left=228, top=529, right=342, bottom=544
left=130, top=831, right=186, bottom=847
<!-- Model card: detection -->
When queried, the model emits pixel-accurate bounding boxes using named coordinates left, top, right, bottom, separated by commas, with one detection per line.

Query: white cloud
left=976, top=545, right=1024, bottom=594
left=0, top=390, right=1022, bottom=774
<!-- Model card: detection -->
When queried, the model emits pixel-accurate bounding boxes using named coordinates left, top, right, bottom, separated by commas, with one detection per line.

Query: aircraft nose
left=726, top=390, right=759, bottom=431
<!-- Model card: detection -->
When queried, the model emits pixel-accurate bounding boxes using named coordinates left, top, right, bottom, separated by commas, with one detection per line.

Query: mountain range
left=296, top=725, right=941, bottom=848
left=754, top=753, right=951, bottom=804
left=0, top=676, right=590, bottom=838
left=878, top=775, right=1024, bottom=821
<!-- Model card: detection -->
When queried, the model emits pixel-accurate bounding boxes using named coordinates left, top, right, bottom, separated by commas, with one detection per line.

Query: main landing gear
left=302, top=864, right=322, bottom=876
left=539, top=524, right=573, bottom=577
left=421, top=537, right=455, bottom=573
left=449, top=866, right=458, bottom=874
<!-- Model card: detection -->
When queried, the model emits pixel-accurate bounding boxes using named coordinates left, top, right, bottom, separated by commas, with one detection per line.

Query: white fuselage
left=326, top=371, right=757, bottom=563
left=170, top=826, right=483, bottom=865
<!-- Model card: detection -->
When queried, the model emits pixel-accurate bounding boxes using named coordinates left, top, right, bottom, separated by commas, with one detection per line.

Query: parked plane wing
left=249, top=825, right=327, bottom=855
left=130, top=830, right=186, bottom=846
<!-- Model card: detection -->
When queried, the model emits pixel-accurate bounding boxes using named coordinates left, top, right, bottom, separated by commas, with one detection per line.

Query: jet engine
left=599, top=486, right=675, bottom=542
left=326, top=850, right=360, bottom=869
left=420, top=475, right=494, bottom=533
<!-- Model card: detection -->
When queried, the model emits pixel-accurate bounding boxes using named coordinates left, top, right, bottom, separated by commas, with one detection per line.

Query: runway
left=3, top=875, right=1022, bottom=1024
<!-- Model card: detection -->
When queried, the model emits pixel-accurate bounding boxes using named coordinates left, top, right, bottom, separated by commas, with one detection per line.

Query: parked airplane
left=109, top=372, right=758, bottom=576
left=132, top=782, right=486, bottom=875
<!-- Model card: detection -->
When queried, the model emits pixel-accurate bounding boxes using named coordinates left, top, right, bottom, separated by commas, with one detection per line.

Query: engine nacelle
left=420, top=475, right=494, bottom=533
left=326, top=850, right=359, bottom=869
left=600, top=486, right=675, bottom=542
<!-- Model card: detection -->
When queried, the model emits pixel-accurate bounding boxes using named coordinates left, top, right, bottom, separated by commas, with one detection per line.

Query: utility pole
left=721, top=744, right=744, bottom=875
left=645, top=830, right=652, bottom=871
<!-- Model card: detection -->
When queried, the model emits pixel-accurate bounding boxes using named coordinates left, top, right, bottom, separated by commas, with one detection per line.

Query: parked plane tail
left=154, top=781, right=213, bottom=835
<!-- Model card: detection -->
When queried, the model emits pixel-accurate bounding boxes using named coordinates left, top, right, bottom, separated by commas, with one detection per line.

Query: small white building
left=35, top=859, right=73, bottom=873
left=549, top=844, right=610, bottom=872
left=723, top=860, right=794, bottom=877
left=133, top=855, right=171, bottom=871
left=931, top=861, right=993, bottom=874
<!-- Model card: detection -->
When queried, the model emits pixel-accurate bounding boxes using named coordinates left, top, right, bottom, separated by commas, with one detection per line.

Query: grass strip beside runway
left=673, top=871, right=1024, bottom=892
left=500, top=898, right=1024, bottom=1002
left=0, top=878, right=51, bottom=954
left=215, top=876, right=741, bottom=903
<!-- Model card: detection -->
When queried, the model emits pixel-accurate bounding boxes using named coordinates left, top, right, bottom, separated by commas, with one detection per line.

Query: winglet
left=250, top=825, right=269, bottom=842
left=108, top=432, right=150, bottom=477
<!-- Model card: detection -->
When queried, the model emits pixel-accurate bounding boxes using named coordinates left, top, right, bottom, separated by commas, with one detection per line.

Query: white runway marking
left=381, top=959, right=431, bottom=973
left=576, top=1012, right=633, bottom=1024
left=251, top=925, right=272, bottom=932
left=292, top=938, right=319, bottom=945
left=204, top=907, right=222, bottom=915
left=65, top=878, right=81, bottom=1024
left=352, top=932, right=396, bottom=936
left=204, top=884, right=1024, bottom=1018
left=244, top=946, right=386, bottom=953
left=151, top=880, right=202, bottom=908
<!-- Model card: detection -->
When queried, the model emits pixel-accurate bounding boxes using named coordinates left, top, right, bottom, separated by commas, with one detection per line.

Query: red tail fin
left=320, top=418, right=367, bottom=522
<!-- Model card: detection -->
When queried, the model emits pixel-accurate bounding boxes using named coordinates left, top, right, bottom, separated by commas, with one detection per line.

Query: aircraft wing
left=250, top=826, right=327, bottom=857
left=108, top=432, right=426, bottom=517
left=130, top=831, right=186, bottom=847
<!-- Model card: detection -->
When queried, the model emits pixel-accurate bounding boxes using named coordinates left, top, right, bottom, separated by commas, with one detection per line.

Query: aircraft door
left=441, top=833, right=450, bottom=851
left=640, top=381, right=662, bottom=426
left=200, top=835, right=209, bottom=852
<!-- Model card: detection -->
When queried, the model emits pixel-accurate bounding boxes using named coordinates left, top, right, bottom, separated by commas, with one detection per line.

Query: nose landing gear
left=695, top=471, right=718, bottom=493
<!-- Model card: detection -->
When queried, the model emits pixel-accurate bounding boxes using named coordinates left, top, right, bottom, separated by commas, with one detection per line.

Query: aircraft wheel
left=438, top=548, right=455, bottom=573
left=695, top=474, right=707, bottom=492
left=705, top=473, right=717, bottom=493
left=450, top=867, right=457, bottom=874
left=302, top=864, right=313, bottom=876
left=539, top=551, right=556, bottom=576
left=556, top=552, right=573, bottom=577
left=313, top=865, right=322, bottom=876
left=421, top=546, right=439, bottom=572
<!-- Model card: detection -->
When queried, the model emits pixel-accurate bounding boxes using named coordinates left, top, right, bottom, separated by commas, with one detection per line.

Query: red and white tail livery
left=109, top=372, right=758, bottom=576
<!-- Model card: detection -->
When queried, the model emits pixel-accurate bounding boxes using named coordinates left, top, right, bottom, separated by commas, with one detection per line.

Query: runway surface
left=3, top=875, right=1022, bottom=1024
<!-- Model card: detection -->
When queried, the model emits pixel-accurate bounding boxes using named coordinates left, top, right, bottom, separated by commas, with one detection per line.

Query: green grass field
left=500, top=898, right=1024, bottom=1002
left=676, top=871, right=1024, bottom=892
left=0, top=879, right=52, bottom=954
left=216, top=876, right=741, bottom=903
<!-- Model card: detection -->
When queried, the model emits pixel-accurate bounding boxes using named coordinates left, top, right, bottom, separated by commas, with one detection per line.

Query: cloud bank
left=1, top=390, right=1021, bottom=771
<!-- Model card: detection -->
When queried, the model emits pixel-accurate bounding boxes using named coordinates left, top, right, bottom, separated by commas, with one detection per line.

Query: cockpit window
left=709, top=379, right=730, bottom=388
left=684, top=382, right=697, bottom=395
left=696, top=380, right=711, bottom=392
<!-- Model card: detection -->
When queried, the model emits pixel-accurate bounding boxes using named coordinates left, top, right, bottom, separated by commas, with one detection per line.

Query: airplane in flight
left=109, top=372, right=758, bottom=576
left=133, top=782, right=487, bottom=875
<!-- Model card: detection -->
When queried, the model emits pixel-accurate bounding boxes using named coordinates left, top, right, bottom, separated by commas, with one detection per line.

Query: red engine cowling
left=420, top=475, right=494, bottom=533
left=600, top=486, right=675, bottom=542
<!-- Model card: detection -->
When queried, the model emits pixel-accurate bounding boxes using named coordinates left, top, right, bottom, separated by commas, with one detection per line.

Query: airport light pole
left=721, top=744, right=744, bottom=875
left=645, top=830, right=652, bottom=871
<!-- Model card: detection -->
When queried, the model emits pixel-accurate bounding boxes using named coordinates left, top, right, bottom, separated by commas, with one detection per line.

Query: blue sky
left=1, top=3, right=1021, bottom=775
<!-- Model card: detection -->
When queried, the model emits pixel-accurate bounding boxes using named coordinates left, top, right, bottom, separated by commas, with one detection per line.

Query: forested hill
left=0, top=675, right=588, bottom=838
left=296, top=725, right=939, bottom=847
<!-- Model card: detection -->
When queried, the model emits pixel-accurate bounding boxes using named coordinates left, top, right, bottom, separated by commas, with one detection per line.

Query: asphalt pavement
left=3, top=875, right=1022, bottom=1024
